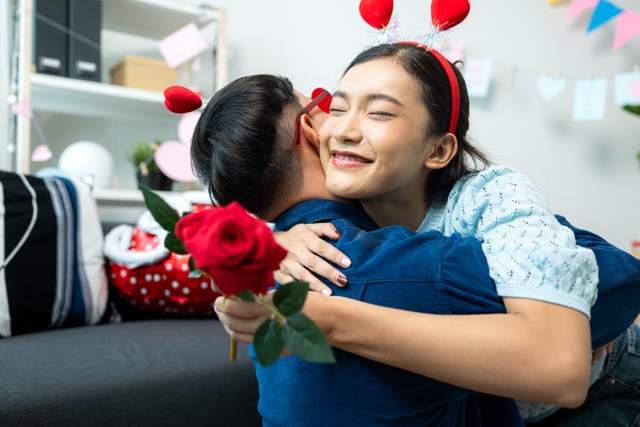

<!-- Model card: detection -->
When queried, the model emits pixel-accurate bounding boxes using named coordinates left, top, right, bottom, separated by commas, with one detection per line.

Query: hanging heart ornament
left=164, top=86, right=202, bottom=114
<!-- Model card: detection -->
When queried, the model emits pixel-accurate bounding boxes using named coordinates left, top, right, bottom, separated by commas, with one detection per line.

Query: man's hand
left=591, top=340, right=615, bottom=366
left=274, top=223, right=351, bottom=295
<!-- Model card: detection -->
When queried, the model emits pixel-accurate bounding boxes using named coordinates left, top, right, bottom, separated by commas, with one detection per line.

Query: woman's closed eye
left=329, top=107, right=347, bottom=116
left=369, top=111, right=395, bottom=119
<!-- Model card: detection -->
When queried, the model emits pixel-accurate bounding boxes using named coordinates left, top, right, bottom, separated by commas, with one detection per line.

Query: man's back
left=253, top=200, right=522, bottom=427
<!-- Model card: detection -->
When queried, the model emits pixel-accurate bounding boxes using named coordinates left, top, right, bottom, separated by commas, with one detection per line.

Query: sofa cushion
left=0, top=171, right=108, bottom=337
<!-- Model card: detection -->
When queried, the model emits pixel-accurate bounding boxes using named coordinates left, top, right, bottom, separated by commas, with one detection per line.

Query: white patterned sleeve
left=460, top=167, right=598, bottom=318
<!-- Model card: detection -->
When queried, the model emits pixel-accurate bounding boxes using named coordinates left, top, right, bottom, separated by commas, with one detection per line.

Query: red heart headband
left=359, top=0, right=470, bottom=134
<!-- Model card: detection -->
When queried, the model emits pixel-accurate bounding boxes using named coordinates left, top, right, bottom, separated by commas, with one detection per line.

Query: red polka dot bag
left=104, top=195, right=221, bottom=317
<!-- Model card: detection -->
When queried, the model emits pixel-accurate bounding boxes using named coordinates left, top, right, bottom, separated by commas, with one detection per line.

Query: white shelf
left=103, top=0, right=221, bottom=40
left=30, top=73, right=172, bottom=123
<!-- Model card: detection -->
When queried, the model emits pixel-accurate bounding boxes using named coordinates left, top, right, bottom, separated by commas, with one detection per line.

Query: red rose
left=174, top=201, right=287, bottom=296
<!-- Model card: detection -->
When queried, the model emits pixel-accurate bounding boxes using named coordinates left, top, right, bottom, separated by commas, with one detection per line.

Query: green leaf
left=139, top=183, right=179, bottom=232
left=623, top=104, right=640, bottom=117
left=236, top=290, right=256, bottom=302
left=283, top=312, right=335, bottom=364
left=164, top=232, right=188, bottom=254
left=254, top=318, right=284, bottom=367
left=273, top=280, right=309, bottom=316
left=187, top=257, right=204, bottom=277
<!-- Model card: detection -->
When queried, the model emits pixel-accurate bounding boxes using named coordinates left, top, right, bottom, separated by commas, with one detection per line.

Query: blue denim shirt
left=253, top=199, right=523, bottom=427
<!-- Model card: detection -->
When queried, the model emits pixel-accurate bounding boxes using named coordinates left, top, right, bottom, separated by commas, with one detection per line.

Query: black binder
left=34, top=0, right=68, bottom=76
left=67, top=0, right=102, bottom=81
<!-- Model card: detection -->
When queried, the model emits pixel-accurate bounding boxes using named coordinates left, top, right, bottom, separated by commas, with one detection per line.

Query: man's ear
left=425, top=133, right=458, bottom=170
left=300, top=114, right=320, bottom=149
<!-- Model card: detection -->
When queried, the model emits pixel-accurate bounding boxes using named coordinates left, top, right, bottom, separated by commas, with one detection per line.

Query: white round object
left=58, top=141, right=114, bottom=188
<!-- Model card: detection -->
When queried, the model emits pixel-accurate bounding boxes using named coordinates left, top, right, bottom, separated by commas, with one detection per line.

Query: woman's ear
left=425, top=133, right=458, bottom=170
left=300, top=114, right=320, bottom=149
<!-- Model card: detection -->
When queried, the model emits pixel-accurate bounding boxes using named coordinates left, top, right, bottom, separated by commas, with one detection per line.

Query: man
left=189, top=74, right=640, bottom=427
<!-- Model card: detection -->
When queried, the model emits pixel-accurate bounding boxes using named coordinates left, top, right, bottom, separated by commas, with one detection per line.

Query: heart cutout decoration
left=31, top=144, right=53, bottom=162
left=359, top=0, right=394, bottom=30
left=431, top=0, right=470, bottom=31
left=312, top=88, right=333, bottom=113
left=154, top=140, right=197, bottom=182
left=537, top=75, right=567, bottom=100
left=164, top=86, right=203, bottom=114
left=628, top=80, right=640, bottom=99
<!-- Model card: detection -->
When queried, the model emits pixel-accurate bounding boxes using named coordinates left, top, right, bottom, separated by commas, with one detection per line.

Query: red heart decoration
left=359, top=0, right=394, bottom=30
left=431, top=0, right=470, bottom=31
left=312, top=88, right=333, bottom=113
left=164, top=85, right=203, bottom=114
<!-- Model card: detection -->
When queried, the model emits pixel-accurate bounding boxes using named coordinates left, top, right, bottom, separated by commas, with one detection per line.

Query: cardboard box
left=110, top=55, right=176, bottom=92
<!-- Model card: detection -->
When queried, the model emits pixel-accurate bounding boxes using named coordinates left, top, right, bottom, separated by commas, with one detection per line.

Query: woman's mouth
left=331, top=150, right=372, bottom=167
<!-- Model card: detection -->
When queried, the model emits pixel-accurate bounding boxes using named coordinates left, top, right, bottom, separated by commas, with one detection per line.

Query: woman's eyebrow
left=332, top=90, right=403, bottom=106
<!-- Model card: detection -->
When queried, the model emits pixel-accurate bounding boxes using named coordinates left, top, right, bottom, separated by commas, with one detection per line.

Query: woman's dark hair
left=344, top=44, right=490, bottom=202
left=191, top=74, right=303, bottom=217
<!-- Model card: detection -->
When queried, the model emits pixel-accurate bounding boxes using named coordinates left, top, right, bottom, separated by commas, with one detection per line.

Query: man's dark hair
left=191, top=75, right=303, bottom=217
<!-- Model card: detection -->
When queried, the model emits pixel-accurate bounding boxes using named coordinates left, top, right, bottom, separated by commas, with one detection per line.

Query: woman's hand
left=274, top=223, right=351, bottom=295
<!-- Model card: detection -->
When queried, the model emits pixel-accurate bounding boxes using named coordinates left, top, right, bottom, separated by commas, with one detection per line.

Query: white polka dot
left=119, top=270, right=127, bottom=278
left=111, top=273, right=116, bottom=279
left=165, top=263, right=173, bottom=271
left=130, top=277, right=137, bottom=285
left=158, top=300, right=165, bottom=306
left=145, top=274, right=152, bottom=282
left=140, top=287, right=148, bottom=295
left=145, top=244, right=153, bottom=251
left=171, top=281, right=179, bottom=289
left=153, top=274, right=161, bottom=282
left=164, top=289, right=171, bottom=297
left=181, top=264, right=188, bottom=272
left=200, top=281, right=208, bottom=289
left=144, top=299, right=150, bottom=304
left=162, top=275, right=167, bottom=280
left=182, top=287, right=190, bottom=295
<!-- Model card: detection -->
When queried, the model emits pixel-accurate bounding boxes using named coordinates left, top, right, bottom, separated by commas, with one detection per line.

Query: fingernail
left=335, top=230, right=342, bottom=237
left=340, top=258, right=351, bottom=267
left=322, top=288, right=332, bottom=296
left=336, top=275, right=348, bottom=286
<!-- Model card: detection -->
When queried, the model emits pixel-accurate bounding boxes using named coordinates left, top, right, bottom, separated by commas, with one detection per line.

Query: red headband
left=359, top=0, right=469, bottom=135
left=396, top=42, right=460, bottom=134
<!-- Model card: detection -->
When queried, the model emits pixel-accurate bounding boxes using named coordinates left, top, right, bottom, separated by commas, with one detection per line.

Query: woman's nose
left=333, top=113, right=362, bottom=144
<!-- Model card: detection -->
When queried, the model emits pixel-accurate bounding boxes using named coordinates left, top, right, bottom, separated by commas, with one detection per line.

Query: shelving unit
left=7, top=0, right=227, bottom=219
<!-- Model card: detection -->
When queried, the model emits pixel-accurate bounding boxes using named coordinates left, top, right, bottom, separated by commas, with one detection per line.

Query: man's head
left=191, top=75, right=305, bottom=218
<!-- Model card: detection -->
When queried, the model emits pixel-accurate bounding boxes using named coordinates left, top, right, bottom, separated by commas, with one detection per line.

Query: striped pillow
left=0, top=171, right=108, bottom=337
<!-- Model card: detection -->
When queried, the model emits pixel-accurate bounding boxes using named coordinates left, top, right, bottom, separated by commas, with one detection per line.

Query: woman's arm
left=215, top=293, right=591, bottom=408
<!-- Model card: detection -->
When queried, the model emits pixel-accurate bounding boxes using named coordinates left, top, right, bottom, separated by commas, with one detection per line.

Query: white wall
left=0, top=1, right=11, bottom=170
left=206, top=0, right=640, bottom=250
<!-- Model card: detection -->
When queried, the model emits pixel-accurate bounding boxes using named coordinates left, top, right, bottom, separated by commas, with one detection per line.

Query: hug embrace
left=169, top=1, right=640, bottom=426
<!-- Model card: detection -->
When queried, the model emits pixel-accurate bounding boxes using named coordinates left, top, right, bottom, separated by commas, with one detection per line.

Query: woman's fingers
left=274, top=223, right=351, bottom=288
left=214, top=296, right=270, bottom=343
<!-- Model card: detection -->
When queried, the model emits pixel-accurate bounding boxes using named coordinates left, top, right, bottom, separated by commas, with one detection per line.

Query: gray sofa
left=0, top=317, right=261, bottom=426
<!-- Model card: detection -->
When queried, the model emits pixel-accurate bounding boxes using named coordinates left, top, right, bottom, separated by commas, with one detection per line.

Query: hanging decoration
left=559, top=0, right=640, bottom=51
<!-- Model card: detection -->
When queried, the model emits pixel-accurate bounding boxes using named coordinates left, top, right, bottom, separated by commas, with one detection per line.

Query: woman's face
left=319, top=57, right=436, bottom=204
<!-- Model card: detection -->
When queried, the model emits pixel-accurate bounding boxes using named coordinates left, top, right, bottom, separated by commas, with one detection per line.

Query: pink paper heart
left=177, top=112, right=201, bottom=145
left=628, top=80, right=640, bottom=99
left=154, top=140, right=197, bottom=182
left=31, top=144, right=52, bottom=162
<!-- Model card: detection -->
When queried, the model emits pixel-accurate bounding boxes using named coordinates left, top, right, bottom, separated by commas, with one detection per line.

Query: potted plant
left=128, top=139, right=173, bottom=191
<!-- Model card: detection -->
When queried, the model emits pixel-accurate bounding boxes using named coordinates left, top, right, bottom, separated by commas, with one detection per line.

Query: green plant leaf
left=164, top=232, right=188, bottom=254
left=236, top=290, right=256, bottom=302
left=283, top=312, right=335, bottom=364
left=273, top=280, right=309, bottom=316
left=623, top=104, right=640, bottom=116
left=254, top=318, right=284, bottom=367
left=139, top=184, right=179, bottom=232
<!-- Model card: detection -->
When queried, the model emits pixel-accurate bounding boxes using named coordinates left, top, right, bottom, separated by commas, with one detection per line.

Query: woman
left=261, top=43, right=640, bottom=424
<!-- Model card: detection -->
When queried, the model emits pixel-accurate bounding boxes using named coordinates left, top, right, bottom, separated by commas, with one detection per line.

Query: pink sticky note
left=157, top=23, right=208, bottom=69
